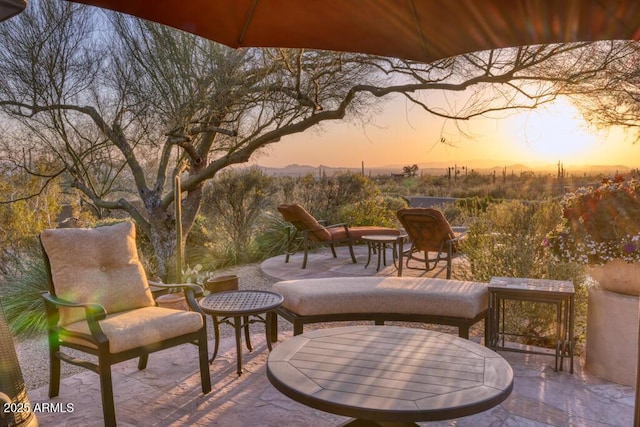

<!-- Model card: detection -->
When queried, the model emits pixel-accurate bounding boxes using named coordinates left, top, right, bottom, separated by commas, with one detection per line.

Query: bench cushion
left=272, top=277, right=488, bottom=320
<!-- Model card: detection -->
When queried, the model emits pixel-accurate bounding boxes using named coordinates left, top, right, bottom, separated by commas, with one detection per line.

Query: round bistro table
left=267, top=325, right=513, bottom=426
left=362, top=234, right=405, bottom=272
left=199, top=290, right=283, bottom=375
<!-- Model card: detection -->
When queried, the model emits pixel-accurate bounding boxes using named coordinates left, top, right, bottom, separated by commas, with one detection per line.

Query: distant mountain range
left=256, top=161, right=632, bottom=177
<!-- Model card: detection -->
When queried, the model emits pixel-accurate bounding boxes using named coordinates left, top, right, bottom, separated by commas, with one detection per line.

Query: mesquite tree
left=570, top=41, right=640, bottom=137
left=0, top=0, right=629, bottom=278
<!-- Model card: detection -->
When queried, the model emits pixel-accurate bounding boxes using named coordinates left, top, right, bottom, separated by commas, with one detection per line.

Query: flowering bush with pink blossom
left=548, top=176, right=640, bottom=265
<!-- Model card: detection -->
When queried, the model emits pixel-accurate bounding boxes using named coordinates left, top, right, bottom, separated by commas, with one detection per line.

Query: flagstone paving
left=25, top=246, right=636, bottom=426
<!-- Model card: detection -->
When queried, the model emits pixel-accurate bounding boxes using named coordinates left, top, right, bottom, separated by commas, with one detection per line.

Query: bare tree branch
left=0, top=1, right=628, bottom=277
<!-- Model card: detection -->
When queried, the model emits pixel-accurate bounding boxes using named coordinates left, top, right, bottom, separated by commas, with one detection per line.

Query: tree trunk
left=145, top=182, right=203, bottom=281
left=147, top=213, right=177, bottom=281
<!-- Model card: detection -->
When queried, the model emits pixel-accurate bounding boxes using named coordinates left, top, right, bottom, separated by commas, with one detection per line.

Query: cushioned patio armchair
left=40, top=222, right=211, bottom=427
left=278, top=204, right=400, bottom=269
left=396, top=207, right=464, bottom=279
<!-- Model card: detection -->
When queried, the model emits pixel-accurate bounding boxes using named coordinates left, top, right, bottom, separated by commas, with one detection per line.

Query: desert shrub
left=455, top=196, right=501, bottom=215
left=0, top=161, right=63, bottom=277
left=198, top=167, right=277, bottom=264
left=183, top=214, right=239, bottom=271
left=338, top=193, right=406, bottom=228
left=372, top=175, right=406, bottom=196
left=382, top=194, right=409, bottom=219
left=459, top=199, right=588, bottom=347
left=277, top=171, right=395, bottom=226
left=400, top=177, right=420, bottom=193
left=460, top=170, right=492, bottom=187
left=460, top=200, right=560, bottom=280
left=310, top=172, right=382, bottom=223
left=253, top=172, right=405, bottom=262
left=187, top=234, right=241, bottom=271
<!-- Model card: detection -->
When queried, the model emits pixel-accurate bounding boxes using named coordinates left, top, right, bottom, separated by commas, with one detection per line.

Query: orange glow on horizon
left=254, top=96, right=640, bottom=170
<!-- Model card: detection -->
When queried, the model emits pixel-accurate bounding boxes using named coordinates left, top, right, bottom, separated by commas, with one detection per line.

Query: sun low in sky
left=505, top=99, right=607, bottom=165
left=255, top=95, right=640, bottom=170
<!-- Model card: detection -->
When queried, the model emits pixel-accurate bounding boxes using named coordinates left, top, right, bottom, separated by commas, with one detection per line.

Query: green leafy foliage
left=460, top=200, right=561, bottom=280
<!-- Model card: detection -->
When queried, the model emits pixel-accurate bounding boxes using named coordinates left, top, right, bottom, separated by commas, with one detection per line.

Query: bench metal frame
left=273, top=306, right=489, bottom=342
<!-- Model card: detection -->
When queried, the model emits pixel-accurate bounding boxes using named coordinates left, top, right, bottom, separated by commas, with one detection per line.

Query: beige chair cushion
left=62, top=306, right=204, bottom=353
left=273, top=277, right=488, bottom=319
left=41, top=222, right=155, bottom=326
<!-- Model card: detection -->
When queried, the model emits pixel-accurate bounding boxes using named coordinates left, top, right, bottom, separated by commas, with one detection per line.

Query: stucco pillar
left=586, top=285, right=639, bottom=387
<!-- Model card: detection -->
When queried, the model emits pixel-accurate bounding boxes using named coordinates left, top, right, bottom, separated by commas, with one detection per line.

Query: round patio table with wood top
left=267, top=325, right=513, bottom=426
left=199, top=290, right=283, bottom=375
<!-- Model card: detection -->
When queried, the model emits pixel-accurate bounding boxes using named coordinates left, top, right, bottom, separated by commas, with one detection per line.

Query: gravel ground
left=14, top=263, right=286, bottom=391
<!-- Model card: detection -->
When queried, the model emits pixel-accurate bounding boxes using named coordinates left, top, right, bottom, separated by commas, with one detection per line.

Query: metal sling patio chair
left=396, top=207, right=464, bottom=279
left=40, top=221, right=211, bottom=426
left=277, top=204, right=400, bottom=269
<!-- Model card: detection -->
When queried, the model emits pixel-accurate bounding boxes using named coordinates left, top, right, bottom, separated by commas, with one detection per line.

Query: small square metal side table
left=199, top=290, right=283, bottom=375
left=488, top=276, right=575, bottom=373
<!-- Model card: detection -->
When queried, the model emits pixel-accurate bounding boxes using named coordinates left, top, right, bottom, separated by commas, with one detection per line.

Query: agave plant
left=0, top=257, right=49, bottom=337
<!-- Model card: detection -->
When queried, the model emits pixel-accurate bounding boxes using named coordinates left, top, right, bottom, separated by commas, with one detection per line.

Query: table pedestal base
left=210, top=313, right=276, bottom=375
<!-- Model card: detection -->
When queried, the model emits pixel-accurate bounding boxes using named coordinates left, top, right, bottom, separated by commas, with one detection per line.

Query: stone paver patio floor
left=28, top=332, right=635, bottom=426
left=27, top=246, right=636, bottom=426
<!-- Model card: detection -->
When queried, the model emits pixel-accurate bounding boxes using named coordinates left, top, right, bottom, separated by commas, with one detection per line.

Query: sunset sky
left=254, top=95, right=640, bottom=170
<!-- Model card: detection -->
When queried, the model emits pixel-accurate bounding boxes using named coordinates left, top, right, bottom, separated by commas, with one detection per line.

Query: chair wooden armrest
left=41, top=291, right=108, bottom=345
left=148, top=281, right=203, bottom=295
left=324, top=222, right=351, bottom=235
left=41, top=292, right=106, bottom=320
left=325, top=222, right=348, bottom=228
left=148, top=281, right=205, bottom=313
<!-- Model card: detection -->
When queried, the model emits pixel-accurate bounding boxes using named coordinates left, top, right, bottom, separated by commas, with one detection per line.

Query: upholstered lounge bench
left=272, top=276, right=489, bottom=341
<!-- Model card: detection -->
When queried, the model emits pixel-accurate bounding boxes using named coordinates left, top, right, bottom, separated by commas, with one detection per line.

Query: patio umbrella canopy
left=0, top=0, right=26, bottom=22
left=66, top=0, right=640, bottom=63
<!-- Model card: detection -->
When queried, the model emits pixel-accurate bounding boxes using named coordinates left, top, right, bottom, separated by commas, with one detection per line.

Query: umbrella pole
left=174, top=175, right=182, bottom=283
